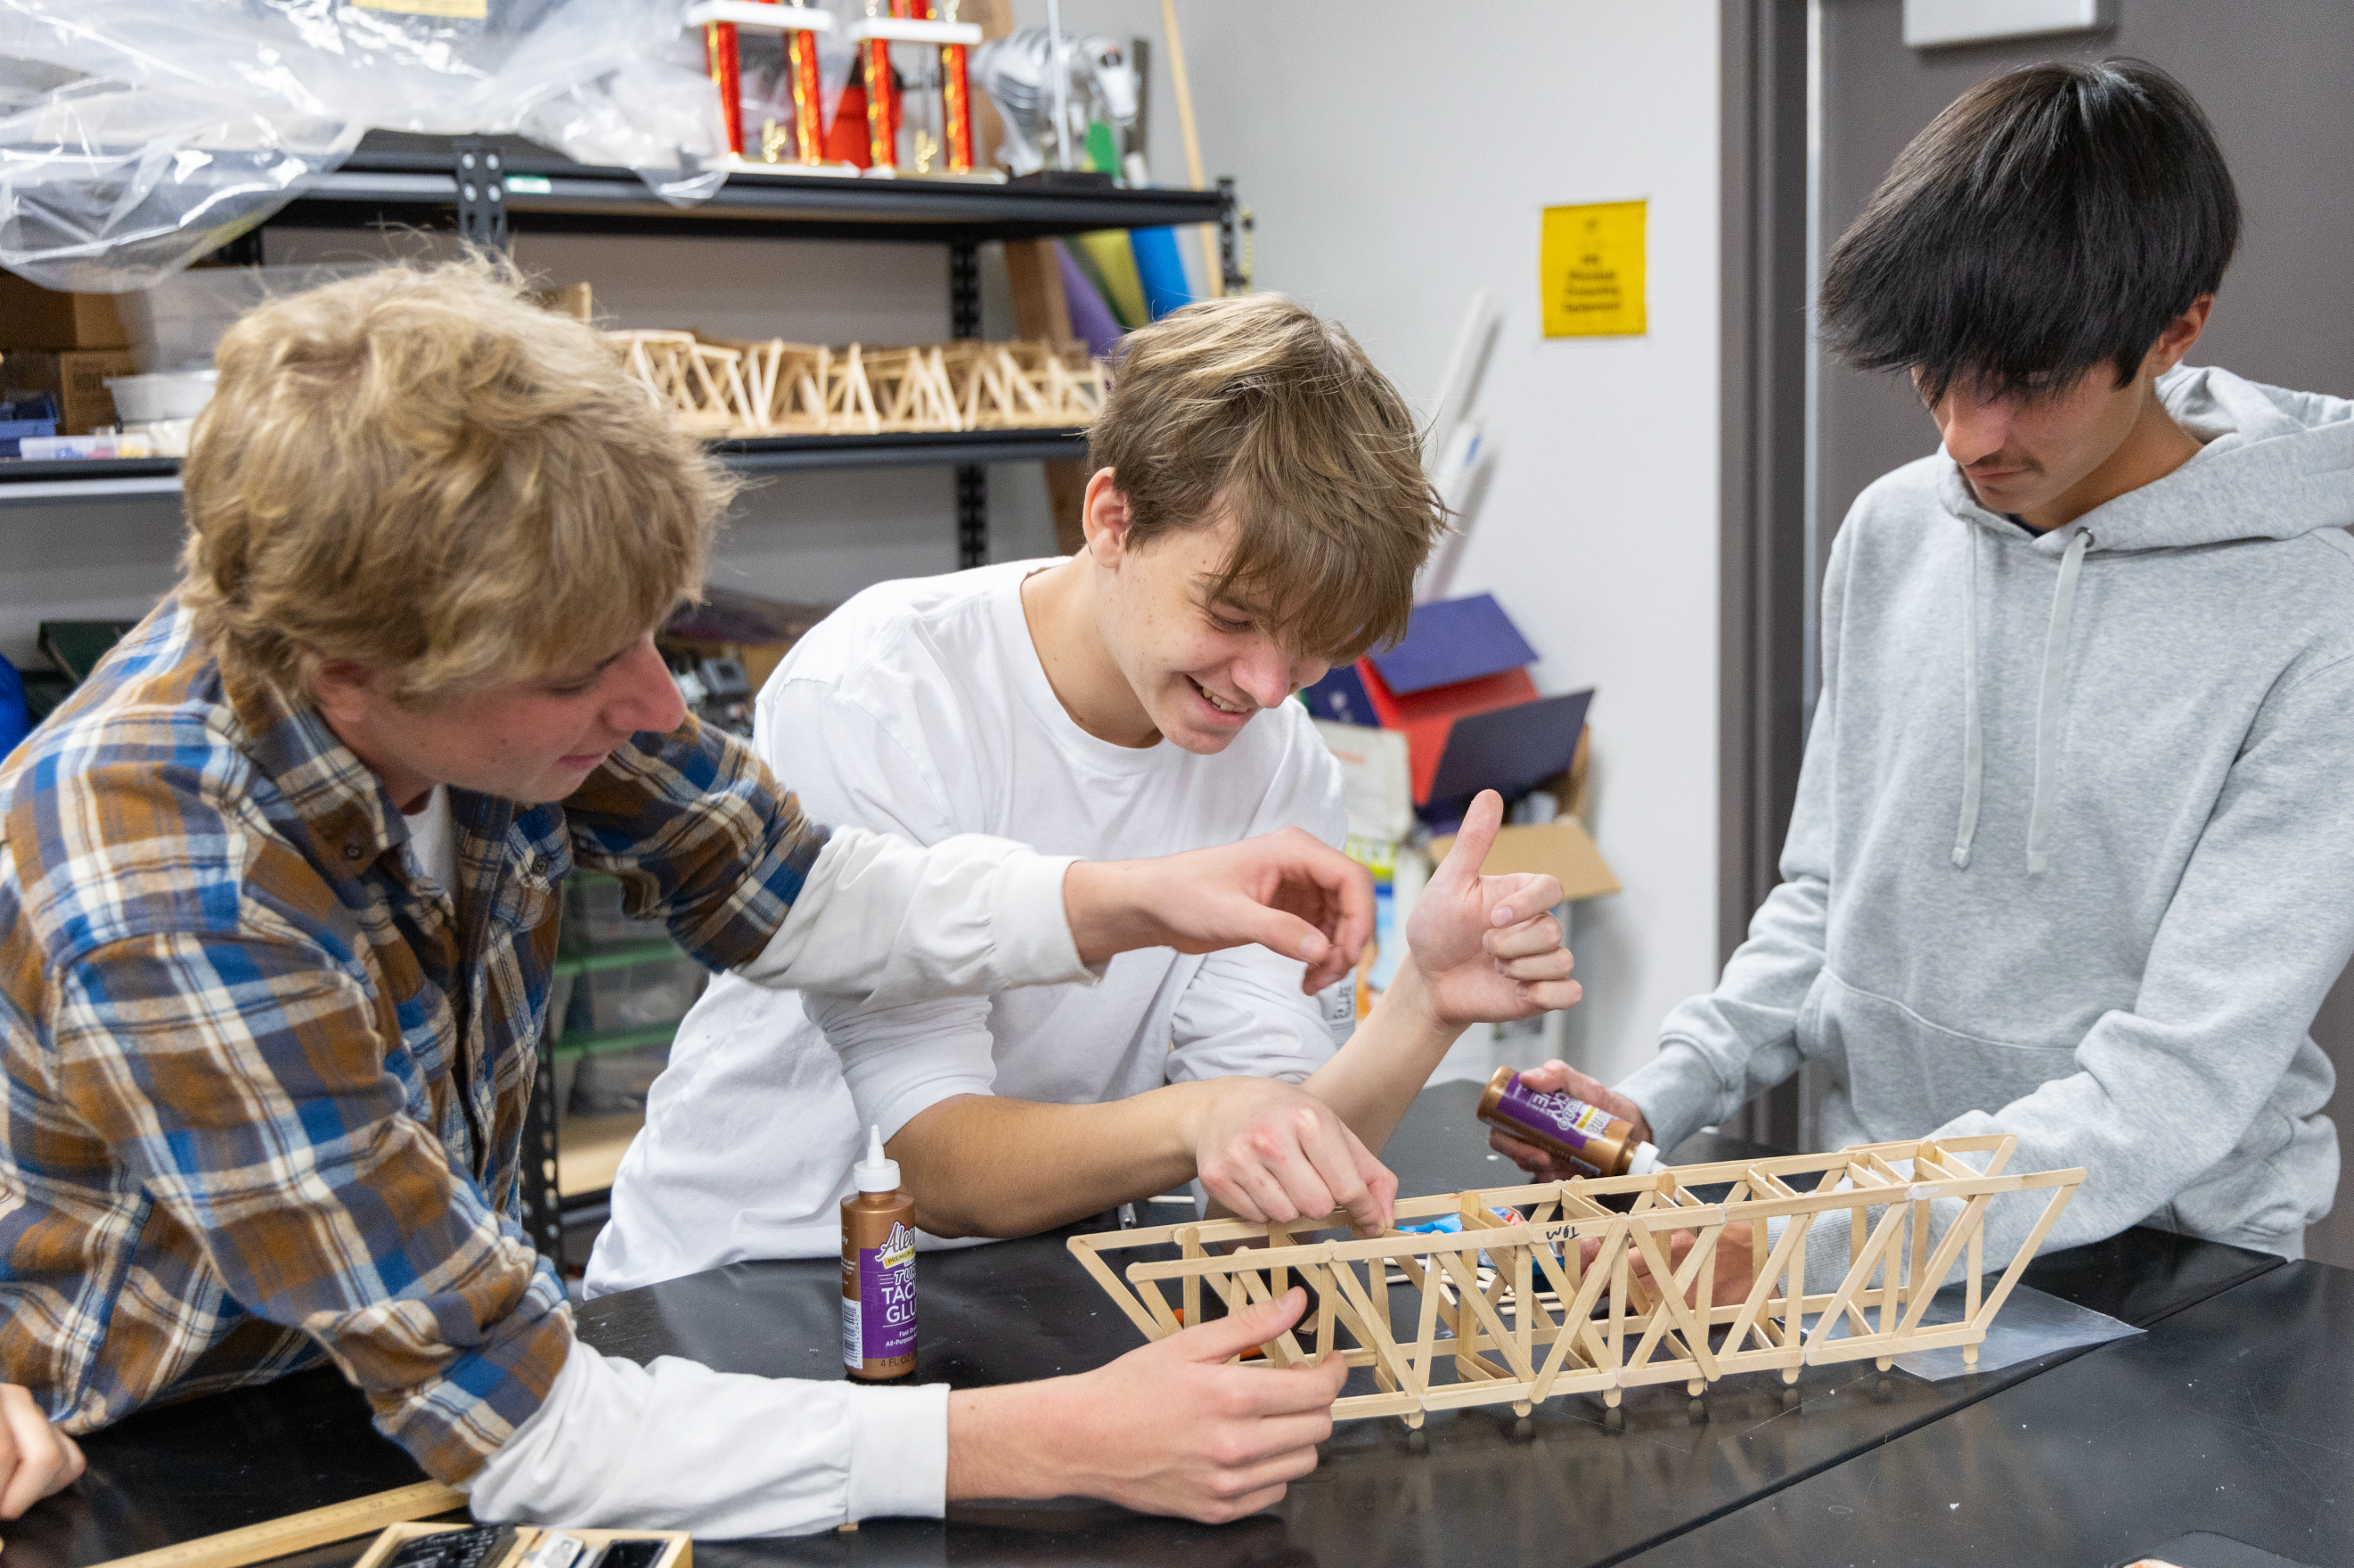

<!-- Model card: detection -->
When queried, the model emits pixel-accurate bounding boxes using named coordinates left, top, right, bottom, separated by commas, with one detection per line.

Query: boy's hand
left=1065, top=829, right=1375, bottom=994
left=1580, top=1221, right=1761, bottom=1311
left=948, top=1289, right=1344, bottom=1523
left=1407, top=791, right=1581, bottom=1025
left=1488, top=1058, right=1654, bottom=1179
left=1185, top=1077, right=1398, bottom=1233
left=0, top=1384, right=85, bottom=1518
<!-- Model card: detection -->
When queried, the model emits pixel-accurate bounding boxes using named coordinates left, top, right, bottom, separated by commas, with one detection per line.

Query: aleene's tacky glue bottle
left=1477, top=1066, right=1664, bottom=1179
left=842, top=1123, right=918, bottom=1381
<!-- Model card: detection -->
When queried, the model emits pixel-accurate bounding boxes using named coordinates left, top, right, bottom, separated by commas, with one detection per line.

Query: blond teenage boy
left=592, top=296, right=1580, bottom=1291
left=0, top=262, right=1417, bottom=1531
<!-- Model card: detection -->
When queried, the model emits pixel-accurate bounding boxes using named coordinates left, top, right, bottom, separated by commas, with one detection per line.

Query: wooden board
left=85, top=1482, right=467, bottom=1568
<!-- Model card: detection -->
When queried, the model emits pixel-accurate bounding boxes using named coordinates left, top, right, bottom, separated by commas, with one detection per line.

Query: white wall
left=1034, top=0, right=1723, bottom=1084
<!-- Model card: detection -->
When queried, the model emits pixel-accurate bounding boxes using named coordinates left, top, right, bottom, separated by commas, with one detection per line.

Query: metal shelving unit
left=1, top=131, right=1240, bottom=1256
left=0, top=129, right=1230, bottom=535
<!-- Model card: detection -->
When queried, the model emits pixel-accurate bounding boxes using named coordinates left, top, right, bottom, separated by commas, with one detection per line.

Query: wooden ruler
left=86, top=1481, right=467, bottom=1568
left=1157, top=0, right=1223, bottom=298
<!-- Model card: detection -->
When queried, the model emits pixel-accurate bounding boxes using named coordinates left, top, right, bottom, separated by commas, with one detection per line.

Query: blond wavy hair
left=1090, top=294, right=1446, bottom=663
left=180, top=255, right=734, bottom=706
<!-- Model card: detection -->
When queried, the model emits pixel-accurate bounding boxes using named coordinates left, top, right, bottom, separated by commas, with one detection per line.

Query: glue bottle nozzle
left=854, top=1122, right=901, bottom=1193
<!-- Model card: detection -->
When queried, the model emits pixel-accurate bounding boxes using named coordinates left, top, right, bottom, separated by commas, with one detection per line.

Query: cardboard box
left=0, top=274, right=129, bottom=350
left=1536, top=727, right=1594, bottom=826
left=1427, top=817, right=1622, bottom=903
left=0, top=348, right=135, bottom=435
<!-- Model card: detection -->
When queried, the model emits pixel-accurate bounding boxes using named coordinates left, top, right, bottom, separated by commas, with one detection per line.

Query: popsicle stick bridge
left=1069, top=1135, right=2085, bottom=1425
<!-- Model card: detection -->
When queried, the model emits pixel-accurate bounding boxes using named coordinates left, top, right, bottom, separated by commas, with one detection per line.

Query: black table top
left=1638, top=1255, right=2352, bottom=1568
left=3, top=1081, right=2292, bottom=1568
left=2, top=1364, right=434, bottom=1568
left=575, top=1082, right=2284, bottom=1568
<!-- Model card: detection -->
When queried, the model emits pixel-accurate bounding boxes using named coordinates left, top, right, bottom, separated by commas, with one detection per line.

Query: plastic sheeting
left=0, top=0, right=729, bottom=292
left=1876, top=1280, right=2145, bottom=1382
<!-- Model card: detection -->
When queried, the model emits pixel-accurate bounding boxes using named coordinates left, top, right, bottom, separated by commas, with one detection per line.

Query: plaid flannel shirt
left=0, top=600, right=829, bottom=1482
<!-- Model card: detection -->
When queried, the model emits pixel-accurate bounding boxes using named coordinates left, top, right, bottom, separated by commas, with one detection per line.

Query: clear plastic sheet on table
left=1851, top=1278, right=2143, bottom=1382
left=0, top=0, right=729, bottom=292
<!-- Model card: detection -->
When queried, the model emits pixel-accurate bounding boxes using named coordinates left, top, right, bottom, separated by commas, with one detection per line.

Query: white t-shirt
left=401, top=783, right=455, bottom=892
left=587, top=559, right=1347, bottom=1290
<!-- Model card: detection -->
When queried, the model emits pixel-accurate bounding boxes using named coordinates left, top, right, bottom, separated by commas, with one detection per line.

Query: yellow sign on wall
left=1541, top=200, right=1647, bottom=338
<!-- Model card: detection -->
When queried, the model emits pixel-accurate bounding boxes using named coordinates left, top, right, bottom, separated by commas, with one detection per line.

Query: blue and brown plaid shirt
left=0, top=600, right=830, bottom=1482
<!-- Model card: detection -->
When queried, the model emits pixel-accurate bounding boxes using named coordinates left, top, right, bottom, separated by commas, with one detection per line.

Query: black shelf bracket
left=457, top=130, right=544, bottom=1252
left=949, top=239, right=986, bottom=568
left=454, top=138, right=511, bottom=253
left=1217, top=177, right=1251, bottom=294
left=519, top=1027, right=566, bottom=1262
left=949, top=240, right=982, bottom=339
left=956, top=463, right=988, bottom=571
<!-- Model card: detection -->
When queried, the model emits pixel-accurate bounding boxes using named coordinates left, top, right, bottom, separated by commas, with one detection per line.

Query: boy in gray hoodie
left=1500, top=59, right=2354, bottom=1289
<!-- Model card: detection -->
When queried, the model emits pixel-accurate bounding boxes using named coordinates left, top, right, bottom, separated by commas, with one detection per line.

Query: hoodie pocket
left=1808, top=969, right=2080, bottom=1139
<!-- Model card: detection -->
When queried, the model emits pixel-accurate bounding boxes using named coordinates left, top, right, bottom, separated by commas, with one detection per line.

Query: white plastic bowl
left=104, top=370, right=217, bottom=423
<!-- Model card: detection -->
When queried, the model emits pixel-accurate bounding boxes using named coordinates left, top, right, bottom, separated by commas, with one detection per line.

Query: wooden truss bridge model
left=611, top=330, right=1108, bottom=439
left=1071, top=1134, right=2085, bottom=1426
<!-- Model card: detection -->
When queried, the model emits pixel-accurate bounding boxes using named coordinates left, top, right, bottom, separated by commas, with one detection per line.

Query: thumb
left=1182, top=1286, right=1308, bottom=1364
left=1434, top=789, right=1504, bottom=890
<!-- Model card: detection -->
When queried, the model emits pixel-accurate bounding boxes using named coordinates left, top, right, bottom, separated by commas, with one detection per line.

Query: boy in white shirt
left=593, top=296, right=1578, bottom=1286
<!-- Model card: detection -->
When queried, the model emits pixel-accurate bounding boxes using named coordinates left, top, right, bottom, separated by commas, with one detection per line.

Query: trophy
left=846, top=1, right=991, bottom=178
left=686, top=1, right=853, bottom=175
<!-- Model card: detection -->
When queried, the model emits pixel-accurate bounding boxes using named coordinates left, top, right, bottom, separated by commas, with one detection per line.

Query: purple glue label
left=1498, top=1076, right=1618, bottom=1153
left=851, top=1220, right=918, bottom=1365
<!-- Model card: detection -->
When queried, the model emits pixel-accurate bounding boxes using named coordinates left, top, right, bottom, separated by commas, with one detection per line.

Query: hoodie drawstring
left=1953, top=525, right=2092, bottom=875
left=1951, top=529, right=1983, bottom=870
left=2025, top=528, right=2091, bottom=874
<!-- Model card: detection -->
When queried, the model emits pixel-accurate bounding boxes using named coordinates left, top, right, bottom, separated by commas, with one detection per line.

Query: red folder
left=1355, top=658, right=1541, bottom=805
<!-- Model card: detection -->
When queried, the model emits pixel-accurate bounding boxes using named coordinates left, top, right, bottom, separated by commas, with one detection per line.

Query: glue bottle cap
left=1628, top=1142, right=1663, bottom=1177
left=854, top=1123, right=901, bottom=1194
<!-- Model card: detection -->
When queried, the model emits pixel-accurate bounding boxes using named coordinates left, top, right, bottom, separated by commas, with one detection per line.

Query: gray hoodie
left=1622, top=364, right=2354, bottom=1272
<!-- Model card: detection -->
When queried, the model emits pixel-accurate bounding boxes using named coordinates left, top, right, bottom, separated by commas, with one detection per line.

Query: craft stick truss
left=609, top=331, right=1108, bottom=438
left=1070, top=1135, right=2084, bottom=1426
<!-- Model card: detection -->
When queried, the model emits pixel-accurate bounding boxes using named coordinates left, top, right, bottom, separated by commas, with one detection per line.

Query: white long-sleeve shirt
left=465, top=1341, right=949, bottom=1534
left=591, top=560, right=1346, bottom=1286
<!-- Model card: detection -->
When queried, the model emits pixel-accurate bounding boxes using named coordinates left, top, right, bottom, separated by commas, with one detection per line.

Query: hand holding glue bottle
left=1483, top=1062, right=1758, bottom=1310
left=1477, top=1065, right=1662, bottom=1179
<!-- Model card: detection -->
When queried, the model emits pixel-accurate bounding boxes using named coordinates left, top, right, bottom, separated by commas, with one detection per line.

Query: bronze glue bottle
left=1477, top=1066, right=1663, bottom=1180
left=842, top=1123, right=918, bottom=1381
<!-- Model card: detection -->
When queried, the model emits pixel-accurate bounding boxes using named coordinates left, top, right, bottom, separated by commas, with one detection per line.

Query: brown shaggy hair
left=1089, top=294, right=1447, bottom=662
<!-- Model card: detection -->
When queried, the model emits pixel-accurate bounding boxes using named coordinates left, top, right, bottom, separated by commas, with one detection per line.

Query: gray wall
left=1811, top=0, right=2354, bottom=1262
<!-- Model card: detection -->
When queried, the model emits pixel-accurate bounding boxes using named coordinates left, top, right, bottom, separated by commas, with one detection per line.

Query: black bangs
left=1819, top=59, right=2239, bottom=403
